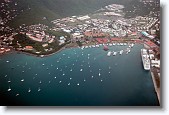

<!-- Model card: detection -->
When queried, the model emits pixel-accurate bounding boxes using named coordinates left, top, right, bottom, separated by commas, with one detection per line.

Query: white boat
left=141, top=49, right=150, bottom=70
left=113, top=51, right=117, bottom=56
left=8, top=78, right=11, bottom=83
left=81, top=46, right=84, bottom=49
left=107, top=51, right=112, bottom=56
left=21, top=79, right=24, bottom=82
left=109, top=43, right=112, bottom=46
left=126, top=48, right=130, bottom=54
left=38, top=87, right=41, bottom=92
left=120, top=43, right=123, bottom=46
left=131, top=43, right=134, bottom=48
left=99, top=73, right=101, bottom=76
left=77, top=83, right=80, bottom=86
left=40, top=55, right=44, bottom=58
left=119, top=50, right=123, bottom=55
left=96, top=45, right=100, bottom=47
left=124, top=43, right=127, bottom=46
left=7, top=86, right=11, bottom=92
left=28, top=88, right=31, bottom=92
left=68, top=83, right=70, bottom=85
left=85, top=46, right=88, bottom=48
left=80, top=69, right=83, bottom=71
left=128, top=49, right=130, bottom=53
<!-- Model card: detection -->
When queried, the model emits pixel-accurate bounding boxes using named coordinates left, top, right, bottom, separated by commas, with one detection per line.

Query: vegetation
left=11, top=33, right=45, bottom=51
left=155, top=29, right=160, bottom=40
left=11, top=33, right=70, bottom=55
left=76, top=41, right=82, bottom=47
left=123, top=0, right=160, bottom=18
left=7, top=0, right=132, bottom=28
left=45, top=30, right=70, bottom=40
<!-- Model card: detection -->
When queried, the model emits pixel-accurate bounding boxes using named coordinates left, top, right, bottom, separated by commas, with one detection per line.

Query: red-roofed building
left=96, top=38, right=103, bottom=44
left=110, top=38, right=122, bottom=41
left=25, top=46, right=33, bottom=50
left=145, top=40, right=158, bottom=49
left=102, top=38, right=109, bottom=43
left=95, top=38, right=109, bottom=43
left=133, top=39, right=143, bottom=43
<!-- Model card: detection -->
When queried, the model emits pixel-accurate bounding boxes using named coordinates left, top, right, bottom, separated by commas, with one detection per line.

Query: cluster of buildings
left=105, top=4, right=124, bottom=12
left=21, top=24, right=56, bottom=43
left=0, top=1, right=160, bottom=57
left=50, top=4, right=136, bottom=43
left=0, top=47, right=11, bottom=54
left=130, top=16, right=159, bottom=33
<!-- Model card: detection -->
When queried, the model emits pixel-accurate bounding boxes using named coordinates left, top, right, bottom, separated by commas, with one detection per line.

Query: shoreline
left=0, top=42, right=78, bottom=58
left=143, top=43, right=161, bottom=105
left=142, top=43, right=160, bottom=105
left=150, top=70, right=160, bottom=105
left=1, top=40, right=141, bottom=58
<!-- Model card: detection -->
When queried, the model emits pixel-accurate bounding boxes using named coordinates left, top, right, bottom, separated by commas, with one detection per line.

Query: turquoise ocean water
left=0, top=44, right=159, bottom=106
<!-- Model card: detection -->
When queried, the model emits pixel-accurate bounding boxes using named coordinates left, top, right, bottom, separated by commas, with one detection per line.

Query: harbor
left=0, top=44, right=159, bottom=106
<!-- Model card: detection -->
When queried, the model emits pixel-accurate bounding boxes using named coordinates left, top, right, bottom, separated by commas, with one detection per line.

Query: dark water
left=0, top=44, right=159, bottom=106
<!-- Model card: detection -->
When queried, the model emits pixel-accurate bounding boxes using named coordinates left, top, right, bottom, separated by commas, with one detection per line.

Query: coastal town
left=0, top=0, right=160, bottom=105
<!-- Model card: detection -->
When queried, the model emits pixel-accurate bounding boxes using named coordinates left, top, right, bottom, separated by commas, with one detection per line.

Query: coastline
left=1, top=40, right=142, bottom=57
left=142, top=43, right=160, bottom=105
left=150, top=69, right=160, bottom=105
left=0, top=42, right=78, bottom=58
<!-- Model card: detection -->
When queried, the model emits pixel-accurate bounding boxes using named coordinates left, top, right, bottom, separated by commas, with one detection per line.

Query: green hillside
left=7, top=0, right=131, bottom=28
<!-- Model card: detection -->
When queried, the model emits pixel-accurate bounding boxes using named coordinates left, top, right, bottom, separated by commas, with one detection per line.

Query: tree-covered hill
left=1, top=0, right=132, bottom=28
